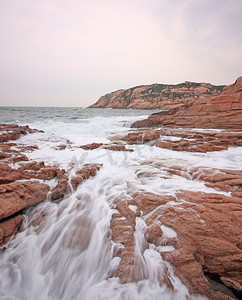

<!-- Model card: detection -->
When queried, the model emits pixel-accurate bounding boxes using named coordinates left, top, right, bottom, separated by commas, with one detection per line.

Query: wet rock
left=0, top=123, right=43, bottom=143
left=158, top=191, right=242, bottom=299
left=164, top=165, right=242, bottom=194
left=108, top=179, right=242, bottom=299
left=62, top=216, right=92, bottom=250
left=0, top=181, right=50, bottom=220
left=0, top=164, right=21, bottom=184
left=80, top=142, right=103, bottom=150
left=71, top=163, right=102, bottom=191
left=132, top=192, right=174, bottom=215
left=110, top=203, right=137, bottom=283
left=145, top=224, right=163, bottom=246
left=112, top=127, right=242, bottom=152
left=103, top=144, right=134, bottom=152
left=51, top=175, right=69, bottom=200
left=111, top=130, right=160, bottom=144
left=56, top=144, right=67, bottom=150
left=0, top=152, right=10, bottom=160
left=0, top=214, right=23, bottom=246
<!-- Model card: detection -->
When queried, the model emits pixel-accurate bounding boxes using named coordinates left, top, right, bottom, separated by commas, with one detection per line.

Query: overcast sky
left=0, top=0, right=241, bottom=107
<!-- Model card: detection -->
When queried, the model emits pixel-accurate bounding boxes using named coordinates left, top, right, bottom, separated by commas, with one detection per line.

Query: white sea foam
left=1, top=109, right=241, bottom=299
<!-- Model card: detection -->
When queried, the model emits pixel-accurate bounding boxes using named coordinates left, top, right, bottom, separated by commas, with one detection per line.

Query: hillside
left=89, top=81, right=225, bottom=109
left=131, top=76, right=242, bottom=129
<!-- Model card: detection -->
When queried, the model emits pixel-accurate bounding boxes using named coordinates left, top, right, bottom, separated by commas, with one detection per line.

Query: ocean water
left=0, top=106, right=241, bottom=300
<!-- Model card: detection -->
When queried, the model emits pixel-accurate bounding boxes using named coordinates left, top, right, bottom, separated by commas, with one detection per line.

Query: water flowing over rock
left=0, top=124, right=102, bottom=245
left=0, top=98, right=242, bottom=299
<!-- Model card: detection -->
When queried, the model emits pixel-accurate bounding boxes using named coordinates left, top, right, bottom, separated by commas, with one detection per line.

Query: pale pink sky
left=0, top=0, right=242, bottom=107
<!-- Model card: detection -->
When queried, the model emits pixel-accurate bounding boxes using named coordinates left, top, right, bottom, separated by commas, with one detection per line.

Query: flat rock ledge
left=108, top=163, right=242, bottom=300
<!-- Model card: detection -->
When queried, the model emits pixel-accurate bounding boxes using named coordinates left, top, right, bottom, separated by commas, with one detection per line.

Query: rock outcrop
left=90, top=81, right=224, bottom=109
left=131, top=76, right=242, bottom=129
left=0, top=124, right=102, bottom=246
left=108, top=164, right=242, bottom=300
left=111, top=127, right=242, bottom=153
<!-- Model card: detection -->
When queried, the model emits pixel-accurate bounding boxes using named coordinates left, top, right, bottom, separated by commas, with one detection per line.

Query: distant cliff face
left=89, top=82, right=225, bottom=109
left=131, top=76, right=242, bottom=129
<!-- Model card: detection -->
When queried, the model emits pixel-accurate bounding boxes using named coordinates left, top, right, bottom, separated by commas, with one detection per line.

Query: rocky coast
left=0, top=77, right=242, bottom=300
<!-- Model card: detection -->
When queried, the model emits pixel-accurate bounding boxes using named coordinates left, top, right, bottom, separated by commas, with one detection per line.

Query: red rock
left=103, top=144, right=134, bottom=152
left=0, top=152, right=10, bottom=159
left=89, top=81, right=224, bottom=109
left=111, top=130, right=160, bottom=144
left=0, top=123, right=43, bottom=143
left=0, top=214, right=23, bottom=246
left=51, top=175, right=69, bottom=200
left=71, top=163, right=102, bottom=191
left=145, top=224, right=163, bottom=246
left=157, top=191, right=242, bottom=299
left=132, top=192, right=174, bottom=215
left=0, top=164, right=21, bottom=183
left=131, top=77, right=242, bottom=129
left=71, top=176, right=83, bottom=191
left=80, top=143, right=103, bottom=150
left=0, top=181, right=50, bottom=220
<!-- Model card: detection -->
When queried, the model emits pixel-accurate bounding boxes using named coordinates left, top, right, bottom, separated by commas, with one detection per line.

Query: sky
left=0, top=0, right=242, bottom=107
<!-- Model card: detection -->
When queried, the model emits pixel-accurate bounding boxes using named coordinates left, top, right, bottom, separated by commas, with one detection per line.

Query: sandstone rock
left=80, top=143, right=103, bottom=150
left=0, top=123, right=43, bottom=143
left=145, top=224, right=163, bottom=246
left=71, top=163, right=102, bottom=191
left=0, top=182, right=50, bottom=220
left=158, top=190, right=242, bottom=299
left=0, top=164, right=21, bottom=183
left=103, top=144, right=134, bottom=152
left=90, top=81, right=224, bottom=110
left=132, top=77, right=242, bottom=129
left=51, top=175, right=69, bottom=200
left=108, top=175, right=242, bottom=299
left=111, top=130, right=160, bottom=144
left=113, top=127, right=242, bottom=153
left=0, top=214, right=23, bottom=247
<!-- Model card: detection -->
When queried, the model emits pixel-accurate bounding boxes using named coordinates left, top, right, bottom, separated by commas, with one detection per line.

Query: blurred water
left=1, top=106, right=239, bottom=299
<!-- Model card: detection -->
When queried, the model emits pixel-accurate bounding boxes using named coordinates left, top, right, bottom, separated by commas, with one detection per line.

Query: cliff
left=89, top=81, right=225, bottom=109
left=131, top=76, right=242, bottom=129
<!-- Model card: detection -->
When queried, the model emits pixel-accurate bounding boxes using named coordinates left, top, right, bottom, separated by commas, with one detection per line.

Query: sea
left=0, top=106, right=241, bottom=300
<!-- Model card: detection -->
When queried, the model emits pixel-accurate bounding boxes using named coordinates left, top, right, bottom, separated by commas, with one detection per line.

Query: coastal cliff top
left=89, top=80, right=225, bottom=109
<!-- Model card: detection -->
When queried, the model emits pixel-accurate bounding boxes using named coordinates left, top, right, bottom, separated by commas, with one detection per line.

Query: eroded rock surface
left=132, top=77, right=242, bottom=129
left=90, top=81, right=224, bottom=109
left=108, top=163, right=242, bottom=299
left=0, top=124, right=102, bottom=246
left=71, top=163, right=102, bottom=191
left=111, top=127, right=242, bottom=153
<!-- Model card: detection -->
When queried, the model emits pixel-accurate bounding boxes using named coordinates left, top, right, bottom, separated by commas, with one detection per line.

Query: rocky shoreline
left=1, top=123, right=241, bottom=299
left=0, top=77, right=242, bottom=299
left=131, top=77, right=242, bottom=129
left=0, top=124, right=102, bottom=246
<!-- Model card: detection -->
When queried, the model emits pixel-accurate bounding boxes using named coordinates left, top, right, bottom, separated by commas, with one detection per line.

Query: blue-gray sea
left=0, top=106, right=160, bottom=124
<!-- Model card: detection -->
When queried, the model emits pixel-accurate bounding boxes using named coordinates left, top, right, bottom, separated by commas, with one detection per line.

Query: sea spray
left=1, top=107, right=241, bottom=299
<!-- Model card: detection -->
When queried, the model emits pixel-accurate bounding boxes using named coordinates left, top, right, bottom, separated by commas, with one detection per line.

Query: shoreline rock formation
left=0, top=124, right=102, bottom=246
left=1, top=75, right=242, bottom=299
left=131, top=76, right=242, bottom=129
left=89, top=81, right=225, bottom=110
